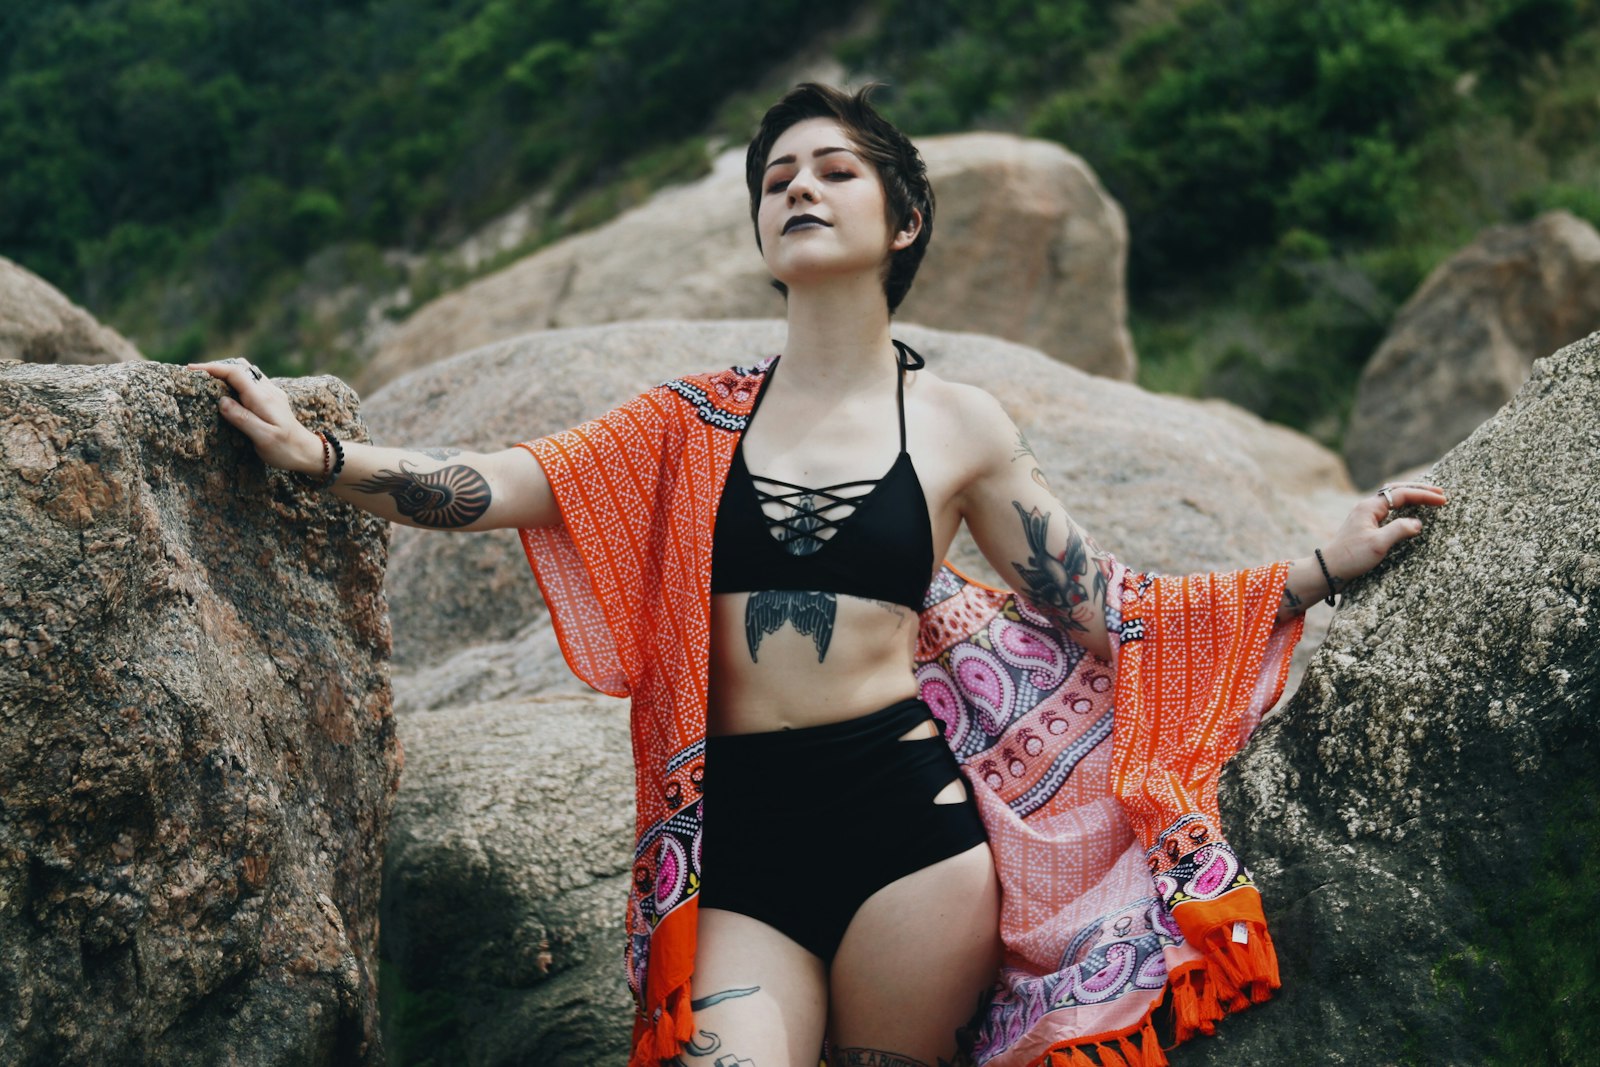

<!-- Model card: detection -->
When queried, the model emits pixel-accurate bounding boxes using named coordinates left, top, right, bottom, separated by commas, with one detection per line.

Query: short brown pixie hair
left=745, top=83, right=935, bottom=313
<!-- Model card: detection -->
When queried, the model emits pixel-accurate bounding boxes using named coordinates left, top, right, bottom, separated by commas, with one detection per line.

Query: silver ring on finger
left=220, top=356, right=263, bottom=381
left=1379, top=486, right=1396, bottom=511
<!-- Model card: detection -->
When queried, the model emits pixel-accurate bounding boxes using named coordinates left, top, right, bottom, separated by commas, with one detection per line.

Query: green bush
left=866, top=0, right=1599, bottom=442
left=3, top=0, right=1596, bottom=444
left=0, top=0, right=860, bottom=350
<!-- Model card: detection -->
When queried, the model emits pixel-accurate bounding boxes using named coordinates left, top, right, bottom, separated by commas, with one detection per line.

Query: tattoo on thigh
left=670, top=1046, right=756, bottom=1067
left=834, top=1049, right=934, bottom=1067
left=684, top=1027, right=721, bottom=1056
left=668, top=987, right=763, bottom=1063
left=691, top=985, right=761, bottom=1011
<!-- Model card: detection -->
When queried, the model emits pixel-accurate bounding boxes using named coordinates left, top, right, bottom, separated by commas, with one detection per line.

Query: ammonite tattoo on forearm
left=351, top=461, right=491, bottom=528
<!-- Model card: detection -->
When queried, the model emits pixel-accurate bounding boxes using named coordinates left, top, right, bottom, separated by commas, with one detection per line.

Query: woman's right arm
left=188, top=360, right=560, bottom=532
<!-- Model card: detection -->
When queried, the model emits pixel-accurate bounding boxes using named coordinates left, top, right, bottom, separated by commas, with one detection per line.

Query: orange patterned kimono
left=516, top=360, right=1302, bottom=1066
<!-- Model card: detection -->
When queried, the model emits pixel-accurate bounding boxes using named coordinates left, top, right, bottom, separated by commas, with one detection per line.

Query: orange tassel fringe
left=1169, top=919, right=1279, bottom=1042
left=628, top=980, right=696, bottom=1066
left=1041, top=1011, right=1170, bottom=1067
left=1035, top=916, right=1277, bottom=1065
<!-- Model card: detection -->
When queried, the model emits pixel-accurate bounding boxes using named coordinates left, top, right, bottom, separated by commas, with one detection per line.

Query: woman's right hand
left=187, top=359, right=325, bottom=475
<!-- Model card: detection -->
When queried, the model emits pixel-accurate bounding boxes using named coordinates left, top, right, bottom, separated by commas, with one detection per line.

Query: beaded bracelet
left=315, top=431, right=346, bottom=489
left=1313, top=547, right=1338, bottom=607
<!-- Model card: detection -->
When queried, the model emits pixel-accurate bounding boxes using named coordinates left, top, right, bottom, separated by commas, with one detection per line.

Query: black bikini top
left=711, top=341, right=935, bottom=612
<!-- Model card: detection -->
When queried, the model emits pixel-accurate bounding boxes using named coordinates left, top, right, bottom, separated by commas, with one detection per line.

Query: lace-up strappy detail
left=746, top=471, right=883, bottom=556
left=711, top=340, right=935, bottom=612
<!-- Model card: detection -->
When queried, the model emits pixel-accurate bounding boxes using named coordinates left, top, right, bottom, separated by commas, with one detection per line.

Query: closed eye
left=766, top=170, right=855, bottom=194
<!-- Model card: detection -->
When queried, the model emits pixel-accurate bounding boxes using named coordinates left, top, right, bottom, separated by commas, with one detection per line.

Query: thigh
left=826, top=843, right=1001, bottom=1067
left=679, top=906, right=829, bottom=1067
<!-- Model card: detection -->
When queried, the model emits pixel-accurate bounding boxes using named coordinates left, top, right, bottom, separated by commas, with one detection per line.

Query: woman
left=192, top=84, right=1445, bottom=1067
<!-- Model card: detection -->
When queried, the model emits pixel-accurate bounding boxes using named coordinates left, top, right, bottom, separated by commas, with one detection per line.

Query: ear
left=889, top=208, right=923, bottom=252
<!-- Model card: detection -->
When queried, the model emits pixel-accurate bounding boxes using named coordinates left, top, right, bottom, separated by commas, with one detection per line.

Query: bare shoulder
left=910, top=371, right=1020, bottom=454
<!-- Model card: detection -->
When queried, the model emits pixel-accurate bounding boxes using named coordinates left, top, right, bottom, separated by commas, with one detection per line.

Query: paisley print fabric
left=918, top=562, right=1301, bottom=1064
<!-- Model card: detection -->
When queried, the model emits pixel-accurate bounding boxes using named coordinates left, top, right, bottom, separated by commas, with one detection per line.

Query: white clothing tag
left=1231, top=920, right=1249, bottom=944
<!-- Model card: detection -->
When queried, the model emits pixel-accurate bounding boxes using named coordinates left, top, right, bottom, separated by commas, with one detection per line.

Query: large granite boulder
left=355, top=133, right=1136, bottom=393
left=1191, top=331, right=1600, bottom=1062
left=366, top=319, right=1355, bottom=1061
left=1344, top=210, right=1600, bottom=487
left=0, top=362, right=396, bottom=1065
left=379, top=696, right=634, bottom=1066
left=1, top=257, right=144, bottom=365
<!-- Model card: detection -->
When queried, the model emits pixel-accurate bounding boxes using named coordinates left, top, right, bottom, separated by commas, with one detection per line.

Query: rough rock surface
left=1344, top=210, right=1600, bottom=487
left=366, top=319, right=1355, bottom=1060
left=0, top=362, right=396, bottom=1065
left=1, top=257, right=144, bottom=365
left=356, top=133, right=1135, bottom=393
left=380, top=697, right=633, bottom=1066
left=1190, top=331, right=1600, bottom=1063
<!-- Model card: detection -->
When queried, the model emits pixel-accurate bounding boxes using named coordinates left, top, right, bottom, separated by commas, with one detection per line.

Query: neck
left=778, top=276, right=899, bottom=392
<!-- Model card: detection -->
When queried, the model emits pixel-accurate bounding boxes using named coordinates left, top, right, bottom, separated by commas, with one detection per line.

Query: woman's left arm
left=1275, top=483, right=1448, bottom=619
left=956, top=389, right=1450, bottom=654
left=957, top=388, right=1118, bottom=660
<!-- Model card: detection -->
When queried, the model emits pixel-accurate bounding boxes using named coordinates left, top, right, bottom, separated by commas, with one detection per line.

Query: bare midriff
left=706, top=591, right=922, bottom=736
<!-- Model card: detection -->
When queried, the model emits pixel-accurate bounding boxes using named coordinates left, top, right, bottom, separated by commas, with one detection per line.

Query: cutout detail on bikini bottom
left=897, top=721, right=940, bottom=742
left=896, top=721, right=968, bottom=804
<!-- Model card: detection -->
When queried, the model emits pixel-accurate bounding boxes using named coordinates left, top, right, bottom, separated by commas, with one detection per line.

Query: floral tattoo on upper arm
left=1010, top=501, right=1110, bottom=634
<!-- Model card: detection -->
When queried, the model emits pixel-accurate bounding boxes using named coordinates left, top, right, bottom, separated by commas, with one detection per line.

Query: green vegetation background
left=3, top=2, right=1597, bottom=1063
left=4, top=0, right=1598, bottom=449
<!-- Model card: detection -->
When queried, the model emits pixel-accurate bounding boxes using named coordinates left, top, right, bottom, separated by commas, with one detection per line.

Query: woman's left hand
left=1280, top=482, right=1449, bottom=616
left=1324, top=482, right=1449, bottom=581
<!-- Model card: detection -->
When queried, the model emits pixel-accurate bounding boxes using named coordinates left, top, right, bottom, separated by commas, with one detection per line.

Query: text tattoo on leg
left=350, top=461, right=491, bottom=528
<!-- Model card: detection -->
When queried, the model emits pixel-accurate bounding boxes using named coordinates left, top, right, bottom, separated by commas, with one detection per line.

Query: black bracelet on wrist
left=1314, top=547, right=1338, bottom=607
left=317, top=431, right=346, bottom=489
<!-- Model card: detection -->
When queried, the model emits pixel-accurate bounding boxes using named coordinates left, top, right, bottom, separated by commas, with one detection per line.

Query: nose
left=786, top=167, right=819, bottom=205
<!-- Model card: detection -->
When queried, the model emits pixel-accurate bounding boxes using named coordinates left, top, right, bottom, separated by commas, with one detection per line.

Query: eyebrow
left=764, top=146, right=858, bottom=173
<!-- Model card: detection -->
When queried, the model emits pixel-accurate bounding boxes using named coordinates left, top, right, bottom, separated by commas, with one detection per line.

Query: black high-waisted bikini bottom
left=698, top=696, right=990, bottom=963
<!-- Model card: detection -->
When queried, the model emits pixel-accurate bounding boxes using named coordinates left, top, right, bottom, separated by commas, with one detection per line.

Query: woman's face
left=756, top=117, right=917, bottom=296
